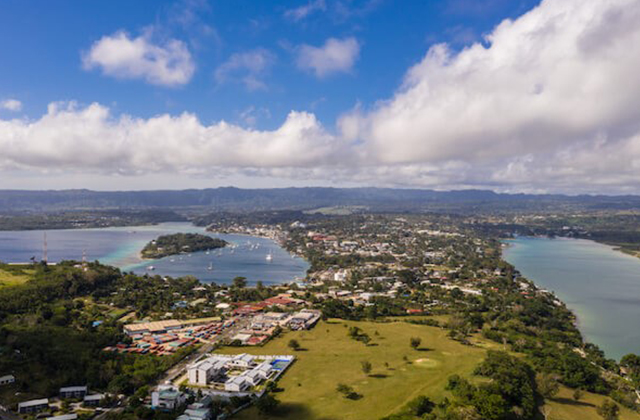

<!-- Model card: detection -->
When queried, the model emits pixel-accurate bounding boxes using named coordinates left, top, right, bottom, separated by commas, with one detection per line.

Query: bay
left=503, top=236, right=640, bottom=360
left=0, top=222, right=309, bottom=286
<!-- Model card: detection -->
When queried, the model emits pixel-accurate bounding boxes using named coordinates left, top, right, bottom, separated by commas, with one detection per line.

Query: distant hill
left=1, top=187, right=640, bottom=213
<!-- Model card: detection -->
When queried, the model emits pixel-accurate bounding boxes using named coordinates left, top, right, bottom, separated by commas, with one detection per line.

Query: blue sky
left=0, top=0, right=537, bottom=128
left=1, top=0, right=639, bottom=193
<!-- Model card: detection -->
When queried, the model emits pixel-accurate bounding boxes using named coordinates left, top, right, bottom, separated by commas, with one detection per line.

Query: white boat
left=266, top=252, right=273, bottom=262
left=207, top=262, right=214, bottom=271
left=147, top=265, right=155, bottom=271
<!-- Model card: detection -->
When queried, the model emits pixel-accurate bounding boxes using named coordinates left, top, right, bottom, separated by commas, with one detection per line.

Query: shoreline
left=501, top=235, right=640, bottom=361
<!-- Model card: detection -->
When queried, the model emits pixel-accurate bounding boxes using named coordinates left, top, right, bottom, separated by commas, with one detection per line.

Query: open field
left=545, top=386, right=640, bottom=420
left=218, top=319, right=493, bottom=420
left=0, top=265, right=33, bottom=289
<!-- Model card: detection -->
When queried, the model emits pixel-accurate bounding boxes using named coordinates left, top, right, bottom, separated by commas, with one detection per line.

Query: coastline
left=501, top=235, right=640, bottom=360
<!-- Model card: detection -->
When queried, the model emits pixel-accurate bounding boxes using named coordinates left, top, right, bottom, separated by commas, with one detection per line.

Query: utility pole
left=43, top=232, right=48, bottom=264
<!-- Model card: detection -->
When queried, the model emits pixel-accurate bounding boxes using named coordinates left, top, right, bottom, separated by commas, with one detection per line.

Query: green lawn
left=545, top=386, right=640, bottom=420
left=218, top=319, right=491, bottom=420
left=0, top=266, right=33, bottom=289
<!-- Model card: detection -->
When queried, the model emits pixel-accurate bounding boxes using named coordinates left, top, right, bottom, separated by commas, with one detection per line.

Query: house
left=83, top=394, right=104, bottom=407
left=46, top=414, right=78, bottom=420
left=60, top=385, right=88, bottom=399
left=0, top=374, right=15, bottom=386
left=151, top=385, right=186, bottom=410
left=18, top=398, right=49, bottom=414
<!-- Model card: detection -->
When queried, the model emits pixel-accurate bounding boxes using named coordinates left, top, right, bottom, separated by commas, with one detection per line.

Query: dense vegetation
left=140, top=233, right=226, bottom=259
left=0, top=209, right=185, bottom=231
left=0, top=263, right=199, bottom=406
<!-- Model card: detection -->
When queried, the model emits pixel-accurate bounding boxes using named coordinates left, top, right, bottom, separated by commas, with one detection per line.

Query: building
left=224, top=375, right=249, bottom=392
left=177, top=408, right=211, bottom=420
left=288, top=310, right=321, bottom=330
left=229, top=353, right=255, bottom=368
left=18, top=398, right=49, bottom=414
left=60, top=385, right=88, bottom=399
left=151, top=385, right=186, bottom=410
left=46, top=414, right=78, bottom=420
left=124, top=320, right=183, bottom=336
left=83, top=394, right=104, bottom=407
left=187, top=359, right=227, bottom=386
left=0, top=374, right=15, bottom=386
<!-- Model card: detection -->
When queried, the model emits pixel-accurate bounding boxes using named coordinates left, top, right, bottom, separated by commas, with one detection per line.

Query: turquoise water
left=0, top=222, right=309, bottom=286
left=503, top=237, right=640, bottom=360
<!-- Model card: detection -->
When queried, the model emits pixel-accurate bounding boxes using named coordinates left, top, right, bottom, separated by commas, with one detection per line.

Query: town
left=2, top=211, right=640, bottom=420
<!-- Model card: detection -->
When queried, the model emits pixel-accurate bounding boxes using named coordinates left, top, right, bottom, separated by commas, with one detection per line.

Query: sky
left=0, top=0, right=639, bottom=193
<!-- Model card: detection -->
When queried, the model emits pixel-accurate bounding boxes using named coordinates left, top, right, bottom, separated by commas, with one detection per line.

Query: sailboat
left=266, top=252, right=273, bottom=262
left=207, top=262, right=214, bottom=271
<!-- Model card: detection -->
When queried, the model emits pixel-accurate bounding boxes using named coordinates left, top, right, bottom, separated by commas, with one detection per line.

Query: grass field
left=544, top=386, right=640, bottom=420
left=218, top=319, right=494, bottom=420
left=0, top=266, right=33, bottom=289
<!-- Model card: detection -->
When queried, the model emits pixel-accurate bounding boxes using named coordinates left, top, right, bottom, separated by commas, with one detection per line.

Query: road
left=155, top=317, right=251, bottom=386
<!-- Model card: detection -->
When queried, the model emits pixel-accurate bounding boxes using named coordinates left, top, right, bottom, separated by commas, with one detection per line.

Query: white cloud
left=0, top=101, right=341, bottom=174
left=82, top=30, right=195, bottom=86
left=337, top=0, right=640, bottom=192
left=5, top=0, right=640, bottom=193
left=284, top=0, right=327, bottom=22
left=0, top=99, right=22, bottom=112
left=296, top=37, right=360, bottom=78
left=214, top=48, right=275, bottom=91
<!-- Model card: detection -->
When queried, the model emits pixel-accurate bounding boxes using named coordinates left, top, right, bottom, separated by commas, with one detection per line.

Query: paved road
left=155, top=317, right=251, bottom=386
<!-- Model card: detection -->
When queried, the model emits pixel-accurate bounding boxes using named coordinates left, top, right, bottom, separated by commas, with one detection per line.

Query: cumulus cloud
left=0, top=99, right=22, bottom=112
left=6, top=0, right=640, bottom=193
left=336, top=0, right=640, bottom=191
left=214, top=48, right=275, bottom=91
left=284, top=0, right=327, bottom=21
left=82, top=30, right=195, bottom=86
left=296, top=37, right=360, bottom=78
left=0, top=101, right=341, bottom=174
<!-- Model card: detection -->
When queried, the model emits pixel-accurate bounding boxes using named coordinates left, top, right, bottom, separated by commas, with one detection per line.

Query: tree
left=410, top=337, right=422, bottom=350
left=336, top=383, right=361, bottom=400
left=232, top=276, right=247, bottom=289
left=361, top=360, right=372, bottom=375
left=573, top=388, right=584, bottom=401
left=597, top=400, right=619, bottom=420
left=288, top=339, right=301, bottom=351
left=406, top=395, right=434, bottom=416
left=536, top=373, right=560, bottom=399
left=256, top=393, right=279, bottom=415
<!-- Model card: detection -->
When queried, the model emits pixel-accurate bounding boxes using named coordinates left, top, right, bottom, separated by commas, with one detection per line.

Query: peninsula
left=141, top=233, right=227, bottom=259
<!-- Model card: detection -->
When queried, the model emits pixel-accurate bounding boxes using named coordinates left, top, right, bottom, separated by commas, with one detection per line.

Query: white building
left=152, top=385, right=186, bottom=410
left=224, top=375, right=249, bottom=392
left=18, top=398, right=49, bottom=414
left=46, top=414, right=78, bottom=420
left=188, top=359, right=227, bottom=386
left=229, top=353, right=255, bottom=368
left=0, top=374, right=15, bottom=386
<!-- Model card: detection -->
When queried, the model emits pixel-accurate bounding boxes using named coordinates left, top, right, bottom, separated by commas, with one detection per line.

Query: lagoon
left=503, top=236, right=640, bottom=360
left=0, top=222, right=309, bottom=286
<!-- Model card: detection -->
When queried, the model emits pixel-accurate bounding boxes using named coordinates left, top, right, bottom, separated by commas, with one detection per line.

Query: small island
left=141, top=233, right=227, bottom=259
